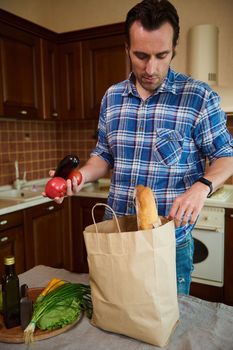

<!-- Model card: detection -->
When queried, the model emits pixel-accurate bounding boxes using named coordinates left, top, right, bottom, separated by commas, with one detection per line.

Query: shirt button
left=131, top=178, right=136, bottom=184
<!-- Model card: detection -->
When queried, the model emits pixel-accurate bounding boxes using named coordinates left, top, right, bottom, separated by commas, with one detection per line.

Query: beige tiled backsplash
left=1, top=117, right=233, bottom=187
left=0, top=119, right=98, bottom=186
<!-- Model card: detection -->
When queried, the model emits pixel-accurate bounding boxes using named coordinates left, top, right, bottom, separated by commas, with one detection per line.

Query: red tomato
left=67, top=169, right=82, bottom=185
left=45, top=177, right=67, bottom=199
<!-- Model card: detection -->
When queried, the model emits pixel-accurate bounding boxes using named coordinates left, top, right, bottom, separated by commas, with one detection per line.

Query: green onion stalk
left=24, top=282, right=92, bottom=344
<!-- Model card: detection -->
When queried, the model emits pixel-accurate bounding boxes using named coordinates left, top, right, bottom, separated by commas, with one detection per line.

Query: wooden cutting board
left=0, top=287, right=82, bottom=344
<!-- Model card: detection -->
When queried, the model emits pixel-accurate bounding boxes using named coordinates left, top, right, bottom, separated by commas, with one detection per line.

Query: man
left=59, top=0, right=233, bottom=294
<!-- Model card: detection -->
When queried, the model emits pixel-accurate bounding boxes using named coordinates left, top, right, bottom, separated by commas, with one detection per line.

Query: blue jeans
left=176, top=232, right=194, bottom=295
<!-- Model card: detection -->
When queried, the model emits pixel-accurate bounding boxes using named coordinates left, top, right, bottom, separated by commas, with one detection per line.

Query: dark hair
left=125, top=0, right=180, bottom=47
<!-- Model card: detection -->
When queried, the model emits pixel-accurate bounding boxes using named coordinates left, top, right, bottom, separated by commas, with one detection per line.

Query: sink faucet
left=13, top=161, right=27, bottom=190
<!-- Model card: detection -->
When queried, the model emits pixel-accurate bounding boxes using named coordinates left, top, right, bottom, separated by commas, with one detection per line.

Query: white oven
left=192, top=206, right=225, bottom=287
left=191, top=185, right=233, bottom=287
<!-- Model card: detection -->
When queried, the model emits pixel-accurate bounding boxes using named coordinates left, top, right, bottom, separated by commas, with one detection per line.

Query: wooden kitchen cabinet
left=59, top=34, right=129, bottom=120
left=0, top=10, right=128, bottom=121
left=190, top=282, right=223, bottom=303
left=24, top=198, right=73, bottom=271
left=224, top=208, right=233, bottom=306
left=41, top=39, right=61, bottom=120
left=0, top=211, right=25, bottom=276
left=72, top=196, right=106, bottom=273
left=82, top=34, right=129, bottom=119
left=59, top=42, right=83, bottom=120
left=0, top=22, right=43, bottom=119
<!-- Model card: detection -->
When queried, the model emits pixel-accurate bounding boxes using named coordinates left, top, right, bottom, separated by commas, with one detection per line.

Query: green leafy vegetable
left=24, top=282, right=92, bottom=344
left=37, top=297, right=81, bottom=330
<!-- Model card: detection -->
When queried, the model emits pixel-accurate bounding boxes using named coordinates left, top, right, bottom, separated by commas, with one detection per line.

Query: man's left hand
left=168, top=182, right=210, bottom=227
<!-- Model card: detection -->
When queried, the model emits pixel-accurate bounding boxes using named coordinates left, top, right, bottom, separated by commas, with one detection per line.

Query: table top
left=1, top=265, right=233, bottom=350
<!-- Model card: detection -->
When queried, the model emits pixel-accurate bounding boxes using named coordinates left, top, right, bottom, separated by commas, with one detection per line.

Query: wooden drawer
left=0, top=211, right=23, bottom=232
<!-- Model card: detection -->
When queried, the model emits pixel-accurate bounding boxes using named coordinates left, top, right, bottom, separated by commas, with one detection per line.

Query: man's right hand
left=43, top=170, right=85, bottom=204
left=66, top=171, right=85, bottom=197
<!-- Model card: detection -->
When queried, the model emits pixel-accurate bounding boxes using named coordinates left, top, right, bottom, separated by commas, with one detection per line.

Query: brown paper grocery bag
left=83, top=204, right=179, bottom=347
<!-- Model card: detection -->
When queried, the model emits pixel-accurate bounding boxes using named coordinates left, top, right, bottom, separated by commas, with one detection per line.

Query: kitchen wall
left=0, top=119, right=97, bottom=186
left=0, top=0, right=233, bottom=186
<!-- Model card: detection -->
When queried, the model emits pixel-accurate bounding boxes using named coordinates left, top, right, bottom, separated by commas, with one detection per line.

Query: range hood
left=187, top=24, right=233, bottom=113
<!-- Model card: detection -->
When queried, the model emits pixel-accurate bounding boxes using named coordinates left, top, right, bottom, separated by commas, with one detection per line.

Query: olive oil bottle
left=1, top=256, right=20, bottom=328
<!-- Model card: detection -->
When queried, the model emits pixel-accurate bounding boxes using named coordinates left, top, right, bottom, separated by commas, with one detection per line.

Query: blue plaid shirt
left=91, top=68, right=233, bottom=243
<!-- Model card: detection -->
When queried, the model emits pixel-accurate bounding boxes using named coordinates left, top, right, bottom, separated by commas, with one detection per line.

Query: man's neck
left=135, top=81, right=154, bottom=101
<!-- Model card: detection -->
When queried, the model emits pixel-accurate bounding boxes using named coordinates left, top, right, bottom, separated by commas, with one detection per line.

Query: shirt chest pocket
left=153, top=129, right=184, bottom=166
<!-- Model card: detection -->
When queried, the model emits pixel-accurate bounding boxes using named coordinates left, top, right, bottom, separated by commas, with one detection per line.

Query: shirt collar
left=122, top=67, right=177, bottom=97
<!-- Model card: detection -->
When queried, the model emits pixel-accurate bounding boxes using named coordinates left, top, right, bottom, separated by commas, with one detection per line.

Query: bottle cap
left=4, top=256, right=15, bottom=265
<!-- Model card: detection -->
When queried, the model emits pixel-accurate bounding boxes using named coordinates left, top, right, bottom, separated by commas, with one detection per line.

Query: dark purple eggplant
left=54, top=155, right=80, bottom=179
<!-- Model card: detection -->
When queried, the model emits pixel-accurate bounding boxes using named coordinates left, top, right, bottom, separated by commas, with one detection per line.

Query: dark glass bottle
left=1, top=256, right=20, bottom=328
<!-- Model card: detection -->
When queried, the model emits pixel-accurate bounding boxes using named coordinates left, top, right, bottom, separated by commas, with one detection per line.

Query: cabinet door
left=224, top=208, right=233, bottom=305
left=41, top=39, right=60, bottom=120
left=0, top=22, right=43, bottom=119
left=59, top=42, right=83, bottom=120
left=82, top=34, right=129, bottom=119
left=72, top=197, right=106, bottom=273
left=190, top=282, right=223, bottom=303
left=24, top=199, right=73, bottom=271
left=0, top=211, right=25, bottom=275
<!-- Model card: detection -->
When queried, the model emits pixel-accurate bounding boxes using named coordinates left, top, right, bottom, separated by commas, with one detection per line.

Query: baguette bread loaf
left=134, top=185, right=161, bottom=230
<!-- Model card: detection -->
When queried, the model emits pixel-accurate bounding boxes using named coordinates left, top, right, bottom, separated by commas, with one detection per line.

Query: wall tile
left=0, top=119, right=98, bottom=186
left=0, top=116, right=232, bottom=186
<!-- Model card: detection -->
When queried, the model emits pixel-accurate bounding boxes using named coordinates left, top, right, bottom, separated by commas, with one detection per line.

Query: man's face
left=126, top=21, right=175, bottom=99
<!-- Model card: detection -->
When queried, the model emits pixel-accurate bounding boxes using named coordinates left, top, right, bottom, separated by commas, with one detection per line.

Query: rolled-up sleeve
left=194, top=91, right=233, bottom=162
left=90, top=94, right=114, bottom=168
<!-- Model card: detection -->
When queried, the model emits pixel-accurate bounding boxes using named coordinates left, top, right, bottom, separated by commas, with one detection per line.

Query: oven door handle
left=194, top=225, right=222, bottom=232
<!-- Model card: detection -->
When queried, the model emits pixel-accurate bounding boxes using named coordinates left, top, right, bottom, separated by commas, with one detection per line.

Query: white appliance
left=192, top=185, right=233, bottom=287
left=188, top=24, right=233, bottom=113
left=192, top=206, right=225, bottom=287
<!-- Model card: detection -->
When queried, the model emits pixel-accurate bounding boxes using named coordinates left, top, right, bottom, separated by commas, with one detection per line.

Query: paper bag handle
left=91, top=203, right=121, bottom=233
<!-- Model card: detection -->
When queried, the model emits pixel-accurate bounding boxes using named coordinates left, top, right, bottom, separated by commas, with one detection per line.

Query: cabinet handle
left=47, top=206, right=55, bottom=211
left=0, top=236, right=8, bottom=242
left=230, top=214, right=233, bottom=218
left=20, top=110, right=28, bottom=115
left=52, top=112, right=58, bottom=117
left=0, top=220, right=8, bottom=225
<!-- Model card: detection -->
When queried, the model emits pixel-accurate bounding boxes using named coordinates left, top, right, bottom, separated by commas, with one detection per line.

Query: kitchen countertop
left=0, top=179, right=110, bottom=216
left=0, top=179, right=233, bottom=216
left=204, top=184, right=233, bottom=208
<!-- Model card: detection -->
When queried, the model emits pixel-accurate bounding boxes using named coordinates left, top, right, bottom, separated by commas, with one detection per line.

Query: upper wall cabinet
left=0, top=22, right=43, bottom=119
left=41, top=39, right=61, bottom=120
left=82, top=34, right=129, bottom=119
left=59, top=42, right=83, bottom=120
left=59, top=34, right=128, bottom=120
left=0, top=10, right=128, bottom=120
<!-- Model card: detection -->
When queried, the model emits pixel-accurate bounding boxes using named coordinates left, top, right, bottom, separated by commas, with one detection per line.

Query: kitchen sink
left=0, top=178, right=110, bottom=202
left=0, top=185, right=45, bottom=202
